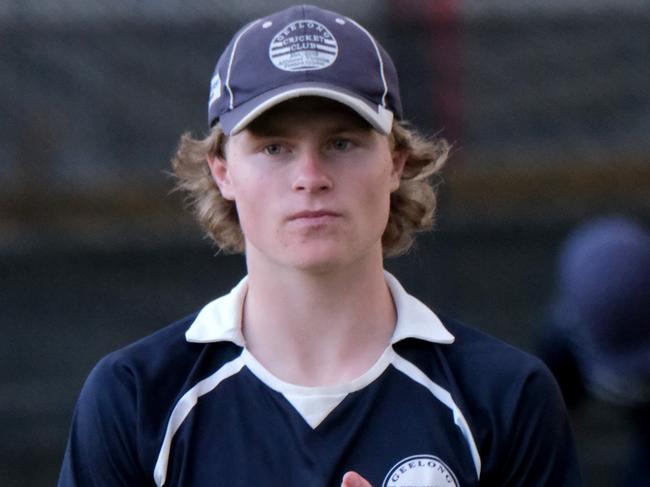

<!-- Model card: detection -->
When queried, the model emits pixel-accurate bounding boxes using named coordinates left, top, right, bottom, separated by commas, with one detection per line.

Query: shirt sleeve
left=58, top=355, right=151, bottom=486
left=494, top=361, right=583, bottom=486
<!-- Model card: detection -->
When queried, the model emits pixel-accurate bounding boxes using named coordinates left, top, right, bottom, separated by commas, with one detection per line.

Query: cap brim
left=218, top=83, right=394, bottom=136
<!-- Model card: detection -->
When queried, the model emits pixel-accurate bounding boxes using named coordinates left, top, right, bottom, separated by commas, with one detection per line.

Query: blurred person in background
left=538, top=215, right=650, bottom=486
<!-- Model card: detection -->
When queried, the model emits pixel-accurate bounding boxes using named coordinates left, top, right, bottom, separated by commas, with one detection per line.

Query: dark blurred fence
left=1, top=1, right=649, bottom=485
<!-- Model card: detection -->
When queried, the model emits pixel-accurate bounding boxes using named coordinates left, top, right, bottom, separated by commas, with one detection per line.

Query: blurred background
left=1, top=0, right=649, bottom=485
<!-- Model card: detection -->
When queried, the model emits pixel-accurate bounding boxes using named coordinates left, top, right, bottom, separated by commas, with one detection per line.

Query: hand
left=341, top=471, right=373, bottom=487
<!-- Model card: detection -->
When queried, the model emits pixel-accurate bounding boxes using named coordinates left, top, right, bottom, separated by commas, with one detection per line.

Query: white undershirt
left=241, top=346, right=396, bottom=428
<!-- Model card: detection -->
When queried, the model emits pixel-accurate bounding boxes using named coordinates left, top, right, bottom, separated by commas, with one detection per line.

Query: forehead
left=244, top=97, right=373, bottom=136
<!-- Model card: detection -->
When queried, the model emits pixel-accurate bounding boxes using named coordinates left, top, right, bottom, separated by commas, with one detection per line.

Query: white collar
left=185, top=271, right=454, bottom=346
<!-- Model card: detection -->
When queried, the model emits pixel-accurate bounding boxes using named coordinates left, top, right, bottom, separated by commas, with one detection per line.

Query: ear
left=389, top=148, right=407, bottom=192
left=207, top=154, right=236, bottom=201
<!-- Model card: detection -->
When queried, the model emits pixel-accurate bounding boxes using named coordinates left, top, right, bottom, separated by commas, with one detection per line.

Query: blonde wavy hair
left=171, top=120, right=448, bottom=257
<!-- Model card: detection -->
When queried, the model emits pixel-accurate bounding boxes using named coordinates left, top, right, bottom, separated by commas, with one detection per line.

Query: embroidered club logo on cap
left=269, top=20, right=338, bottom=72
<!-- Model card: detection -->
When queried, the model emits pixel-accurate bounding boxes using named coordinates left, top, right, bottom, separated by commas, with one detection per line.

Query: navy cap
left=207, top=4, right=402, bottom=135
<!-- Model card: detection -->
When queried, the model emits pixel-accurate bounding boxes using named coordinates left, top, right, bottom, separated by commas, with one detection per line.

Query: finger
left=341, top=470, right=373, bottom=487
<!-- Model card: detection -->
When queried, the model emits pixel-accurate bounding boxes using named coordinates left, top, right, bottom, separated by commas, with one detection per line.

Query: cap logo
left=209, top=73, right=222, bottom=106
left=269, top=20, right=338, bottom=72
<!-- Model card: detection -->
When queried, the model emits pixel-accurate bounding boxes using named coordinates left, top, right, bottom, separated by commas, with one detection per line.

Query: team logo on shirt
left=269, top=20, right=338, bottom=71
left=382, top=454, right=459, bottom=487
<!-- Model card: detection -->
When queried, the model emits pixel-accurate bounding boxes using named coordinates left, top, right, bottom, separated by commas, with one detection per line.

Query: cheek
left=229, top=174, right=278, bottom=234
left=350, top=170, right=393, bottom=222
left=227, top=167, right=265, bottom=204
left=232, top=188, right=260, bottom=225
left=367, top=164, right=397, bottom=204
left=372, top=167, right=397, bottom=226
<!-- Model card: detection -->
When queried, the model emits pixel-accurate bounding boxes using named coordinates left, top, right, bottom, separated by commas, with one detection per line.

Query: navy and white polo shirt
left=59, top=273, right=581, bottom=486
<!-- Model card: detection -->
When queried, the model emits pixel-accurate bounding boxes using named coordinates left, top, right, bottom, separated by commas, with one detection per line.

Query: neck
left=242, top=250, right=396, bottom=386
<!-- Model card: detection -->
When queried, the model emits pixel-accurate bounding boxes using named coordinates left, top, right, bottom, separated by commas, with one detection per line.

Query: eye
left=330, top=138, right=351, bottom=151
left=263, top=143, right=284, bottom=155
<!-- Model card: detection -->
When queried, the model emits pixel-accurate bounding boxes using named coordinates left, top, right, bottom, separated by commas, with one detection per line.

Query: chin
left=286, top=250, right=347, bottom=272
left=284, top=239, right=378, bottom=273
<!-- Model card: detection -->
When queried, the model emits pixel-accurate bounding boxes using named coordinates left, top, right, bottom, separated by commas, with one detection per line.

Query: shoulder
left=76, top=315, right=202, bottom=431
left=442, top=316, right=553, bottom=387
left=86, top=315, right=199, bottom=391
left=436, top=316, right=565, bottom=425
left=82, top=313, right=242, bottom=412
left=432, top=317, right=580, bottom=484
left=63, top=313, right=243, bottom=484
left=397, top=315, right=556, bottom=397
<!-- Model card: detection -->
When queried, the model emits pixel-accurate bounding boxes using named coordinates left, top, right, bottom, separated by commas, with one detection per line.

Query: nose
left=292, top=149, right=333, bottom=193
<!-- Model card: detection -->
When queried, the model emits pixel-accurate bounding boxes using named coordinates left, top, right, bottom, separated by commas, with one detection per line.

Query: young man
left=59, top=5, right=581, bottom=486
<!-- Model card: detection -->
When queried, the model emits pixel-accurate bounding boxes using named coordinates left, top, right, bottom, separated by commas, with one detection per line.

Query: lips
left=288, top=210, right=341, bottom=221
